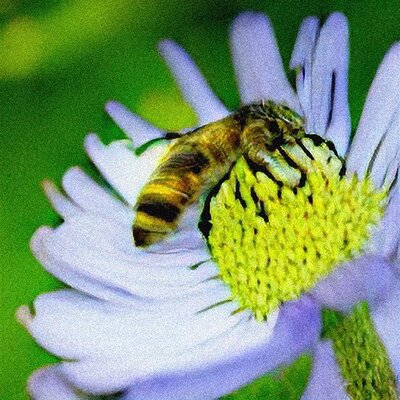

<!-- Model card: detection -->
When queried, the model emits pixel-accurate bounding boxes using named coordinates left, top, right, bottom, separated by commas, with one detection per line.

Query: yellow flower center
left=206, top=137, right=386, bottom=321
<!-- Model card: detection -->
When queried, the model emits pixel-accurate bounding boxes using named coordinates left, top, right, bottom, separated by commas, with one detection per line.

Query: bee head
left=236, top=101, right=305, bottom=148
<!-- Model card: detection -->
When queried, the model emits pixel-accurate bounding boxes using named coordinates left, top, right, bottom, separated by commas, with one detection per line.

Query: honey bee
left=133, top=101, right=344, bottom=247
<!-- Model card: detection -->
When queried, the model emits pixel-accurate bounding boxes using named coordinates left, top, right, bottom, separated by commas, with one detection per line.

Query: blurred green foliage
left=1, top=0, right=400, bottom=399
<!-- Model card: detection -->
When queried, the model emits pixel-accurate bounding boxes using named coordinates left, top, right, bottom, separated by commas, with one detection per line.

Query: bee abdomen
left=133, top=196, right=183, bottom=247
left=132, top=119, right=241, bottom=247
left=133, top=171, right=201, bottom=247
left=132, top=227, right=166, bottom=248
left=136, top=201, right=181, bottom=222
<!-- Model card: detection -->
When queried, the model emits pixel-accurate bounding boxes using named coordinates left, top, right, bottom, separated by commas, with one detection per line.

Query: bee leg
left=245, top=145, right=303, bottom=188
left=164, top=132, right=185, bottom=139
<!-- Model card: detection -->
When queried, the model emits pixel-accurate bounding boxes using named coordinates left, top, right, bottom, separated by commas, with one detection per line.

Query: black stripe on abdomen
left=136, top=201, right=180, bottom=223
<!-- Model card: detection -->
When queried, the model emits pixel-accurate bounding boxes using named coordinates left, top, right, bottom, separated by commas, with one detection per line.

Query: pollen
left=208, top=153, right=386, bottom=321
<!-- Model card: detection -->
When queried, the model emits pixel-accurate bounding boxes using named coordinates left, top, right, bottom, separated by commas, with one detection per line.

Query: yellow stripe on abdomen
left=133, top=170, right=202, bottom=247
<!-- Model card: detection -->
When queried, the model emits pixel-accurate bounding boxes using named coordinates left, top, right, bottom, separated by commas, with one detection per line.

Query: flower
left=18, top=11, right=400, bottom=399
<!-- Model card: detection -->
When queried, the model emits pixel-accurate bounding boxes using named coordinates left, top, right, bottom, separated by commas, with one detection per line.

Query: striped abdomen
left=133, top=117, right=241, bottom=247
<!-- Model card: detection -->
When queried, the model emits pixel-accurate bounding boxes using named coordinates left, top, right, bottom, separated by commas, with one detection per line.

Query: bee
left=133, top=101, right=343, bottom=247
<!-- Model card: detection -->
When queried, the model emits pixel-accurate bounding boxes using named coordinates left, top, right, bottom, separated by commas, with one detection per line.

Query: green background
left=1, top=0, right=400, bottom=399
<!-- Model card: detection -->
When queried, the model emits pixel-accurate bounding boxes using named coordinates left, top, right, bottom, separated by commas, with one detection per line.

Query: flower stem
left=323, top=302, right=397, bottom=399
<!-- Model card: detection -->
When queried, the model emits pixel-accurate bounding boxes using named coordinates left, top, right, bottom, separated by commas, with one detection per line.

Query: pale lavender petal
left=62, top=167, right=131, bottom=224
left=302, top=341, right=349, bottom=400
left=159, top=40, right=229, bottom=125
left=397, top=240, right=400, bottom=264
left=320, top=33, right=350, bottom=154
left=369, top=111, right=400, bottom=188
left=230, top=12, right=301, bottom=112
left=28, top=366, right=84, bottom=400
left=309, top=13, right=350, bottom=155
left=347, top=43, right=400, bottom=178
left=123, top=297, right=321, bottom=400
left=311, top=255, right=398, bottom=312
left=290, top=16, right=320, bottom=123
left=369, top=179, right=400, bottom=259
left=41, top=180, right=81, bottom=219
left=84, top=134, right=167, bottom=204
left=382, top=159, right=400, bottom=189
left=371, top=282, right=400, bottom=379
left=105, top=100, right=163, bottom=147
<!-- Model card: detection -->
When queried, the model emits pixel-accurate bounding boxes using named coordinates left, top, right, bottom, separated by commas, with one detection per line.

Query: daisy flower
left=18, top=11, right=400, bottom=399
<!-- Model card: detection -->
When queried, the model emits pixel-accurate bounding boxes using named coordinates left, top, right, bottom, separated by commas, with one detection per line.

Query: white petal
left=32, top=226, right=213, bottom=306
left=311, top=255, right=398, bottom=312
left=31, top=215, right=216, bottom=300
left=290, top=16, right=320, bottom=123
left=29, top=286, right=231, bottom=360
left=62, top=167, right=131, bottom=224
left=29, top=294, right=319, bottom=397
left=123, top=297, right=321, bottom=400
left=347, top=43, right=400, bottom=178
left=28, top=366, right=84, bottom=400
left=230, top=12, right=300, bottom=112
left=145, top=224, right=207, bottom=254
left=370, top=282, right=400, bottom=379
left=30, top=290, right=255, bottom=393
left=302, top=340, right=349, bottom=400
left=143, top=205, right=207, bottom=254
left=31, top=227, right=133, bottom=303
left=52, top=297, right=317, bottom=396
left=84, top=134, right=167, bottom=204
left=42, top=180, right=81, bottom=219
left=309, top=13, right=350, bottom=155
left=58, top=314, right=272, bottom=394
left=158, top=40, right=229, bottom=125
left=105, top=100, right=163, bottom=147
